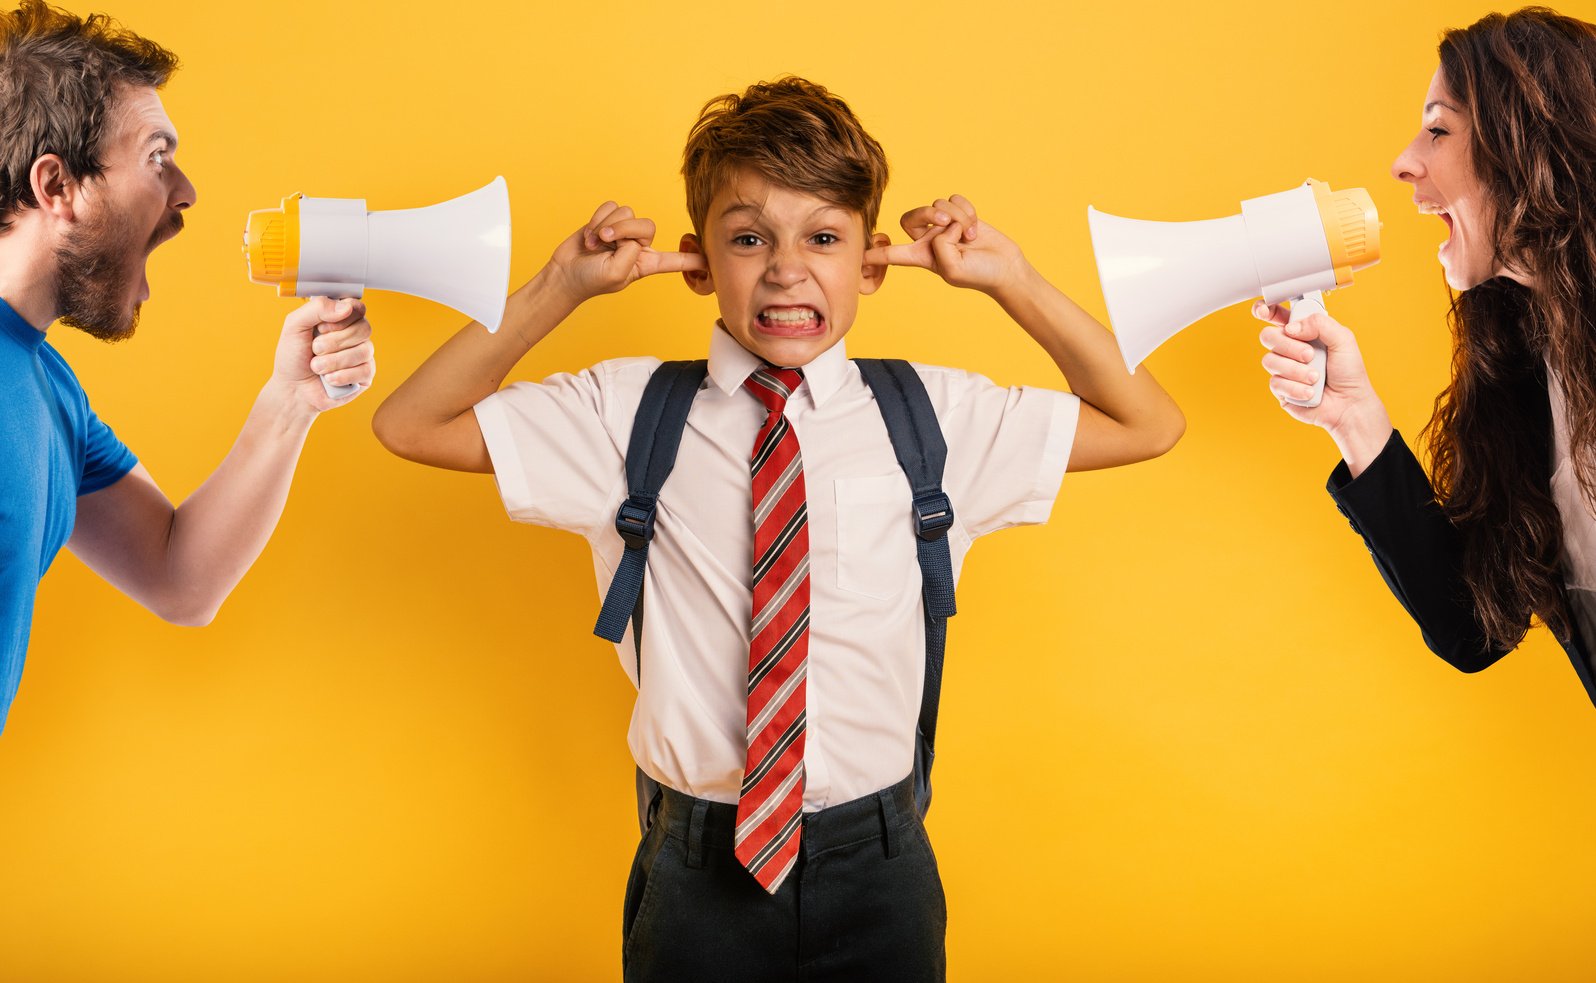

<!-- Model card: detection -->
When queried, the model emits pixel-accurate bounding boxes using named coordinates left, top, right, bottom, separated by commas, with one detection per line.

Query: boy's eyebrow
left=718, top=201, right=849, bottom=222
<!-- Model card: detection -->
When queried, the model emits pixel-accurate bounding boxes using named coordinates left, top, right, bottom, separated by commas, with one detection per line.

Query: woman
left=1259, top=7, right=1596, bottom=707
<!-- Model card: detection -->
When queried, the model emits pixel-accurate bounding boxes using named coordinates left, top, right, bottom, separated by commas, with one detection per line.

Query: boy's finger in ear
left=643, top=250, right=707, bottom=276
left=863, top=240, right=931, bottom=268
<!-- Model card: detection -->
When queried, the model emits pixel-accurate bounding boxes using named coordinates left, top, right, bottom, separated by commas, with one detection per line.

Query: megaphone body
left=244, top=176, right=512, bottom=398
left=1088, top=179, right=1380, bottom=407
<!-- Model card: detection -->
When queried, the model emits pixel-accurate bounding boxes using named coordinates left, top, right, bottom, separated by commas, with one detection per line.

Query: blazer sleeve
left=1326, top=429, right=1509, bottom=673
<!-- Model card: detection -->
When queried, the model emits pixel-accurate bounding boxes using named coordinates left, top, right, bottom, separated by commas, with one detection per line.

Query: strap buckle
left=615, top=496, right=657, bottom=550
left=912, top=492, right=954, bottom=541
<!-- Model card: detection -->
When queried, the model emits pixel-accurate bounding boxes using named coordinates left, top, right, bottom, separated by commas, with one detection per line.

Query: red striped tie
left=736, top=366, right=810, bottom=894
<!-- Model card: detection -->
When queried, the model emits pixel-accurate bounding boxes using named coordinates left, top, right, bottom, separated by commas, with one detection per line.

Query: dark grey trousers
left=621, top=772, right=947, bottom=982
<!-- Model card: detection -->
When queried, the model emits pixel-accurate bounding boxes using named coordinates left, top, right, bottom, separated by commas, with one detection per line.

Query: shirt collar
left=705, top=320, right=850, bottom=409
left=0, top=296, right=45, bottom=352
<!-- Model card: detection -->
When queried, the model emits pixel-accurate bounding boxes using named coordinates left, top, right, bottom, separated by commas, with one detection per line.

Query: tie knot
left=744, top=366, right=803, bottom=415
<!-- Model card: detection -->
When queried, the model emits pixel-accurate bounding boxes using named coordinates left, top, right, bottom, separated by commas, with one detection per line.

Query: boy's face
left=682, top=170, right=887, bottom=368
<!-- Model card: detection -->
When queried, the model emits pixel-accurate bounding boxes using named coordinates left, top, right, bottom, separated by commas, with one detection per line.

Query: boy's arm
left=373, top=202, right=705, bottom=473
left=865, top=194, right=1184, bottom=471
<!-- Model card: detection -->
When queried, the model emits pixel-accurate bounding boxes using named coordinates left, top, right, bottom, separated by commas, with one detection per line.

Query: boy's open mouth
left=757, top=306, right=825, bottom=337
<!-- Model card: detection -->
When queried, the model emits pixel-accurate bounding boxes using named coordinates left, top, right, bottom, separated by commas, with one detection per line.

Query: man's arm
left=864, top=194, right=1185, bottom=471
left=373, top=201, right=704, bottom=472
left=67, top=297, right=375, bottom=626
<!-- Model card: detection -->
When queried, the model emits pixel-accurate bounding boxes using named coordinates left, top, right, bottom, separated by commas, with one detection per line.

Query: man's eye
left=151, top=149, right=166, bottom=167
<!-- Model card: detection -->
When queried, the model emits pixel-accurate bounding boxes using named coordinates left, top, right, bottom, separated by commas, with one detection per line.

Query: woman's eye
left=1428, top=127, right=1449, bottom=140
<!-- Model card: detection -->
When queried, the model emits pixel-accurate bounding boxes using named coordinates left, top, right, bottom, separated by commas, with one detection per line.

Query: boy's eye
left=731, top=233, right=763, bottom=248
left=811, top=232, right=840, bottom=246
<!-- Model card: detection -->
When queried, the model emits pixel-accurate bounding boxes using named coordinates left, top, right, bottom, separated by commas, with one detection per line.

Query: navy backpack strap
left=591, top=359, right=706, bottom=835
left=593, top=359, right=708, bottom=646
left=853, top=358, right=956, bottom=817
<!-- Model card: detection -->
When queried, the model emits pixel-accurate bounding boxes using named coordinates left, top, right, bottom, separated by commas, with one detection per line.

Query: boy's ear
left=679, top=233, right=714, bottom=295
left=859, top=231, right=891, bottom=295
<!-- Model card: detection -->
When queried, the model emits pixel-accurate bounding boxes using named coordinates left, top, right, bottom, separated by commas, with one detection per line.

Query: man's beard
left=55, top=206, right=182, bottom=343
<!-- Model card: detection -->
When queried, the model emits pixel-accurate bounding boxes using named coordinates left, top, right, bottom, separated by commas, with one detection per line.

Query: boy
left=374, top=78, right=1182, bottom=982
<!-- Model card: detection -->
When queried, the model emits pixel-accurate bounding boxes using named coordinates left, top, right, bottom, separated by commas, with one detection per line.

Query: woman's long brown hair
left=1423, top=7, right=1596, bottom=648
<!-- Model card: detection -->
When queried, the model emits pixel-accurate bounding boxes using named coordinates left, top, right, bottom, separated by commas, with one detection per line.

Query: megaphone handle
left=1283, top=290, right=1327, bottom=409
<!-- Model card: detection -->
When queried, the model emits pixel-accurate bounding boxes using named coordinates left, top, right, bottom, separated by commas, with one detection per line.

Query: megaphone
left=243, top=176, right=512, bottom=398
left=1088, top=179, right=1380, bottom=407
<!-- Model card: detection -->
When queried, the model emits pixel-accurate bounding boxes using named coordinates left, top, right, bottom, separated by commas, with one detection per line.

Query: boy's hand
left=546, top=201, right=705, bottom=304
left=863, top=194, right=1028, bottom=295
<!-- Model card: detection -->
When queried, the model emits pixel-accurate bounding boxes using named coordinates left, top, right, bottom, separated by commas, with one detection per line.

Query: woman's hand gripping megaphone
left=1255, top=299, right=1382, bottom=430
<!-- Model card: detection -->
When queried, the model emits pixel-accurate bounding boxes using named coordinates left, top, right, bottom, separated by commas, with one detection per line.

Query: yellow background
left=3, top=0, right=1595, bottom=979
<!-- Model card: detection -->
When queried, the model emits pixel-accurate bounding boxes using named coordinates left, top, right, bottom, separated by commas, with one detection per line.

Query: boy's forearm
left=987, top=264, right=1184, bottom=453
left=374, top=267, right=581, bottom=456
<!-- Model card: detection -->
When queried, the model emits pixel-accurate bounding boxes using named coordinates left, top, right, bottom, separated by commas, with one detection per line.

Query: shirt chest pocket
left=833, top=473, right=915, bottom=600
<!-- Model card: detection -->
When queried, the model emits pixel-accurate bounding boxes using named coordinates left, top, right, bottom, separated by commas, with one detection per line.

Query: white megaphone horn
left=243, top=176, right=512, bottom=398
left=1088, top=179, right=1380, bottom=407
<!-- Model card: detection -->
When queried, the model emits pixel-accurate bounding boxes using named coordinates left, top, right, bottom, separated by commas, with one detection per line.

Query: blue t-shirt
left=0, top=298, right=137, bottom=734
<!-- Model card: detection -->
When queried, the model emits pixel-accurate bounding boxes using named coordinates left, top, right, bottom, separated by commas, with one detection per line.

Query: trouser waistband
left=651, top=773, right=919, bottom=868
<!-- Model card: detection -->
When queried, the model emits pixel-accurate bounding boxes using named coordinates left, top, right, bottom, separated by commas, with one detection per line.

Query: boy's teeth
left=763, top=309, right=817, bottom=322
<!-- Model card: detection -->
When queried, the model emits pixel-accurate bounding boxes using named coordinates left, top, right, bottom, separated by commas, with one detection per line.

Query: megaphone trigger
left=1282, top=290, right=1328, bottom=409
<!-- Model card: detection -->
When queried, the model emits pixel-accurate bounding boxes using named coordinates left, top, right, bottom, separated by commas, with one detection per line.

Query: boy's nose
left=764, top=247, right=808, bottom=287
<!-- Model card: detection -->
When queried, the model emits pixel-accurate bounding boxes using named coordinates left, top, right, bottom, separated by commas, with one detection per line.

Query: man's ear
left=29, top=155, right=79, bottom=224
left=860, top=231, right=891, bottom=295
left=680, top=233, right=714, bottom=295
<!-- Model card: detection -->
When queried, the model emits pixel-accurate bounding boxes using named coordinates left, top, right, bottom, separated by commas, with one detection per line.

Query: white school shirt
left=474, top=324, right=1079, bottom=810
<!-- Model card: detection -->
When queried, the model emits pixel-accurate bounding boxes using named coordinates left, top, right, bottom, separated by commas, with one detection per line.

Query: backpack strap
left=594, top=359, right=707, bottom=835
left=593, top=359, right=709, bottom=649
left=853, top=358, right=957, bottom=817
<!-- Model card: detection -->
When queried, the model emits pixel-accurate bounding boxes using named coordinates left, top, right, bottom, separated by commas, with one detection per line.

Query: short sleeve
left=472, top=357, right=659, bottom=538
left=77, top=405, right=136, bottom=496
left=915, top=365, right=1079, bottom=539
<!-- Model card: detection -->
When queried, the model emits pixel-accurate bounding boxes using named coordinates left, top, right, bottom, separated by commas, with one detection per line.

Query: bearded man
left=0, top=1, right=376, bottom=733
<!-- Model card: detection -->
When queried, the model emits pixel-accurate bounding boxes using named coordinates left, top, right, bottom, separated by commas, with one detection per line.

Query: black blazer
left=1326, top=428, right=1596, bottom=709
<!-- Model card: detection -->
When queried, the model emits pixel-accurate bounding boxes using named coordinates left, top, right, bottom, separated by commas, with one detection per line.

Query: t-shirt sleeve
left=77, top=404, right=137, bottom=496
left=916, top=364, right=1079, bottom=539
left=472, top=357, right=659, bottom=539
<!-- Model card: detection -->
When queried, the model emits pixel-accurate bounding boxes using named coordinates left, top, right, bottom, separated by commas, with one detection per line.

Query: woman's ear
left=680, top=233, right=714, bottom=295
left=860, top=231, right=891, bottom=295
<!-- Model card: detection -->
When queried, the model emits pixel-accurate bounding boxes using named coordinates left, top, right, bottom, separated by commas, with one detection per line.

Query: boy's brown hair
left=0, top=0, right=179, bottom=234
left=682, top=76, right=889, bottom=238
